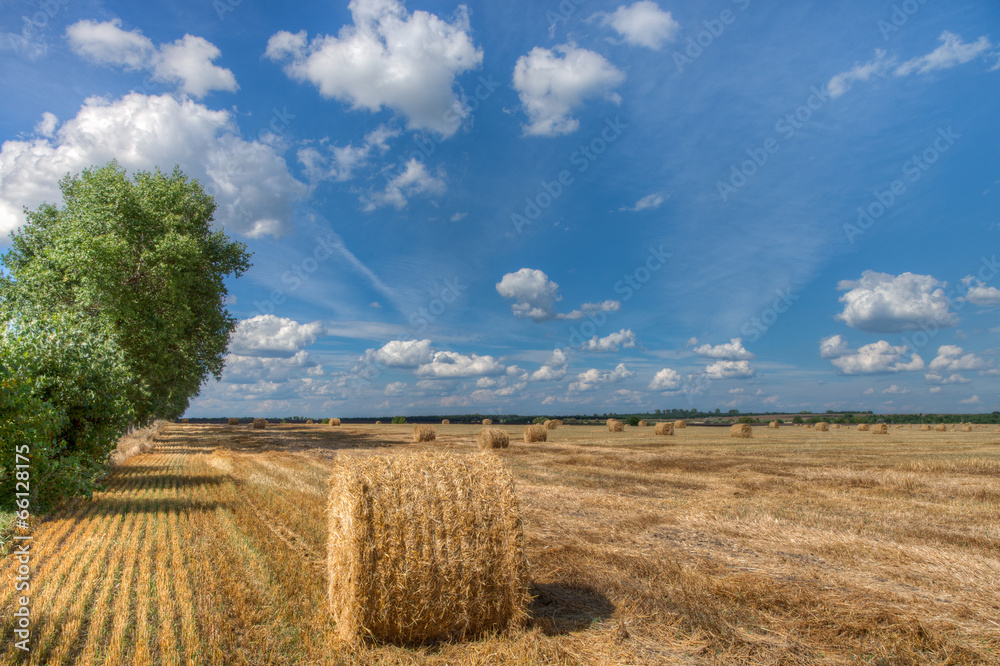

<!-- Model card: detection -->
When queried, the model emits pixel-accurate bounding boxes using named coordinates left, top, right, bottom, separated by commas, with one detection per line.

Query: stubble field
left=2, top=422, right=999, bottom=664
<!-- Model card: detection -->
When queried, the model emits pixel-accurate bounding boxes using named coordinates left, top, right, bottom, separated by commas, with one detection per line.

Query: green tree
left=792, top=415, right=803, bottom=424
left=1, top=162, right=251, bottom=421
left=625, top=415, right=640, bottom=426
left=532, top=416, right=548, bottom=424
left=391, top=416, right=407, bottom=424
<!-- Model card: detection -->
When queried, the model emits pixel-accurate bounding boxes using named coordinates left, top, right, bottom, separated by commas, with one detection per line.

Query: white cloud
left=863, top=387, right=875, bottom=395
left=882, top=384, right=910, bottom=395
left=704, top=360, right=755, bottom=379
left=361, top=339, right=434, bottom=367
left=819, top=334, right=851, bottom=359
left=962, top=277, right=1000, bottom=306
left=265, top=0, right=483, bottom=138
left=297, top=124, right=401, bottom=184
left=530, top=348, right=568, bottom=382
left=0, top=93, right=306, bottom=240
left=593, top=1, right=679, bottom=50
left=512, top=44, right=625, bottom=136
left=362, top=158, right=446, bottom=210
left=542, top=395, right=556, bottom=405
left=649, top=367, right=680, bottom=391
left=476, top=377, right=497, bottom=388
left=826, top=339, right=924, bottom=375
left=569, top=363, right=633, bottom=392
left=230, top=316, right=325, bottom=356
left=836, top=271, right=956, bottom=333
left=66, top=20, right=238, bottom=98
left=222, top=350, right=318, bottom=383
left=495, top=268, right=619, bottom=322
left=924, top=372, right=972, bottom=385
left=577, top=328, right=636, bottom=352
left=496, top=382, right=526, bottom=397
left=895, top=31, right=994, bottom=76
left=619, top=192, right=665, bottom=212
left=959, top=394, right=981, bottom=405
left=415, top=351, right=504, bottom=378
left=34, top=112, right=58, bottom=138
left=384, top=381, right=407, bottom=396
left=693, top=337, right=755, bottom=360
left=826, top=49, right=893, bottom=98
left=928, top=345, right=985, bottom=372
left=544, top=348, right=568, bottom=366
left=929, top=386, right=942, bottom=393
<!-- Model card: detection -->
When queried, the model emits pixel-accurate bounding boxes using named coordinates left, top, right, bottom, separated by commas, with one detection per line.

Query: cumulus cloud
left=924, top=372, right=972, bottom=385
left=229, top=316, right=325, bottom=356
left=0, top=93, right=306, bottom=240
left=362, top=158, right=446, bottom=210
left=66, top=20, right=238, bottom=97
left=835, top=271, right=956, bottom=333
left=649, top=367, right=681, bottom=391
left=569, top=363, right=633, bottom=392
left=415, top=351, right=504, bottom=378
left=928, top=345, right=985, bottom=372
left=693, top=338, right=755, bottom=360
left=823, top=337, right=924, bottom=375
left=882, top=384, right=910, bottom=395
left=265, top=0, right=482, bottom=137
left=297, top=124, right=401, bottom=184
left=618, top=192, right=665, bottom=212
left=496, top=268, right=619, bottom=322
left=512, top=44, right=625, bottom=136
left=826, top=32, right=997, bottom=99
left=704, top=360, right=755, bottom=379
left=962, top=276, right=1000, bottom=306
left=593, top=1, right=679, bottom=50
left=959, top=394, right=981, bottom=404
left=530, top=348, right=568, bottom=381
left=222, top=350, right=319, bottom=383
left=384, top=381, right=407, bottom=396
left=577, top=328, right=636, bottom=352
left=360, top=339, right=434, bottom=367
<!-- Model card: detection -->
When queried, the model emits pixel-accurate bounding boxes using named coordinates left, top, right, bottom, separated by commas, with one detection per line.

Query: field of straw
left=2, top=422, right=999, bottom=664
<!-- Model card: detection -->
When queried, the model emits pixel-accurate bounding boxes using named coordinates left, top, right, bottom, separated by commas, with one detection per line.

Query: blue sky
left=2, top=0, right=999, bottom=417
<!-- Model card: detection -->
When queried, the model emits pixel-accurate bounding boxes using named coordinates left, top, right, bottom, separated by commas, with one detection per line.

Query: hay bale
left=327, top=452, right=529, bottom=644
left=654, top=422, right=674, bottom=436
left=935, top=424, right=947, bottom=432
left=961, top=424, right=972, bottom=432
left=815, top=422, right=830, bottom=431
left=252, top=418, right=267, bottom=430
left=857, top=424, right=870, bottom=432
left=543, top=419, right=561, bottom=430
left=227, top=418, right=239, bottom=426
left=523, top=424, right=547, bottom=443
left=306, top=419, right=315, bottom=424
left=607, top=419, right=624, bottom=432
left=330, top=418, right=342, bottom=426
left=181, top=418, right=190, bottom=424
left=804, top=424, right=814, bottom=430
left=920, top=424, right=931, bottom=431
left=638, top=420, right=649, bottom=427
left=674, top=420, right=687, bottom=429
left=872, top=423, right=888, bottom=434
left=730, top=423, right=752, bottom=438
left=442, top=419, right=450, bottom=425
left=482, top=419, right=493, bottom=426
left=413, top=425, right=437, bottom=442
left=832, top=424, right=841, bottom=429
left=478, top=428, right=509, bottom=449
left=375, top=421, right=382, bottom=425
left=768, top=421, right=780, bottom=429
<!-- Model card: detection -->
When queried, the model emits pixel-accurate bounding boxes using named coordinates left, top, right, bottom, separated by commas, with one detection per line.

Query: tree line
left=1, top=162, right=250, bottom=510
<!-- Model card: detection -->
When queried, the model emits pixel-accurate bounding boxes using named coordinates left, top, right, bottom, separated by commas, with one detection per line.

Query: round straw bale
left=306, top=419, right=315, bottom=424
left=227, top=417, right=239, bottom=426
left=872, top=423, right=888, bottom=434
left=935, top=424, right=947, bottom=432
left=327, top=452, right=529, bottom=644
left=768, top=421, right=780, bottom=429
left=674, top=420, right=687, bottom=429
left=804, top=424, right=813, bottom=430
left=920, top=424, right=931, bottom=431
left=857, top=424, right=870, bottom=432
left=730, top=423, right=752, bottom=438
left=815, top=422, right=830, bottom=431
left=523, top=424, right=547, bottom=443
left=181, top=418, right=190, bottom=424
left=413, top=426, right=437, bottom=442
left=478, top=428, right=510, bottom=449
left=482, top=418, right=493, bottom=426
left=413, top=425, right=437, bottom=442
left=654, top=422, right=674, bottom=436
left=329, top=418, right=341, bottom=426
left=543, top=419, right=561, bottom=430
left=442, top=419, right=450, bottom=425
left=252, top=418, right=267, bottom=430
left=607, top=419, right=624, bottom=432
left=832, top=424, right=841, bottom=429
left=961, top=424, right=972, bottom=432
left=375, top=421, right=382, bottom=425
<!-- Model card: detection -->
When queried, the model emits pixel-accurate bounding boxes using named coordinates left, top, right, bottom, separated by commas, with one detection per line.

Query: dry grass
left=109, top=420, right=167, bottom=466
left=413, top=425, right=436, bottom=442
left=327, top=452, right=529, bottom=644
left=523, top=425, right=547, bottom=443
left=478, top=428, right=510, bottom=450
left=3, top=423, right=999, bottom=665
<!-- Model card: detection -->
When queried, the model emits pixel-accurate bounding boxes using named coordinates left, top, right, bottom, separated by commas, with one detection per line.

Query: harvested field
left=2, top=422, right=999, bottom=664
